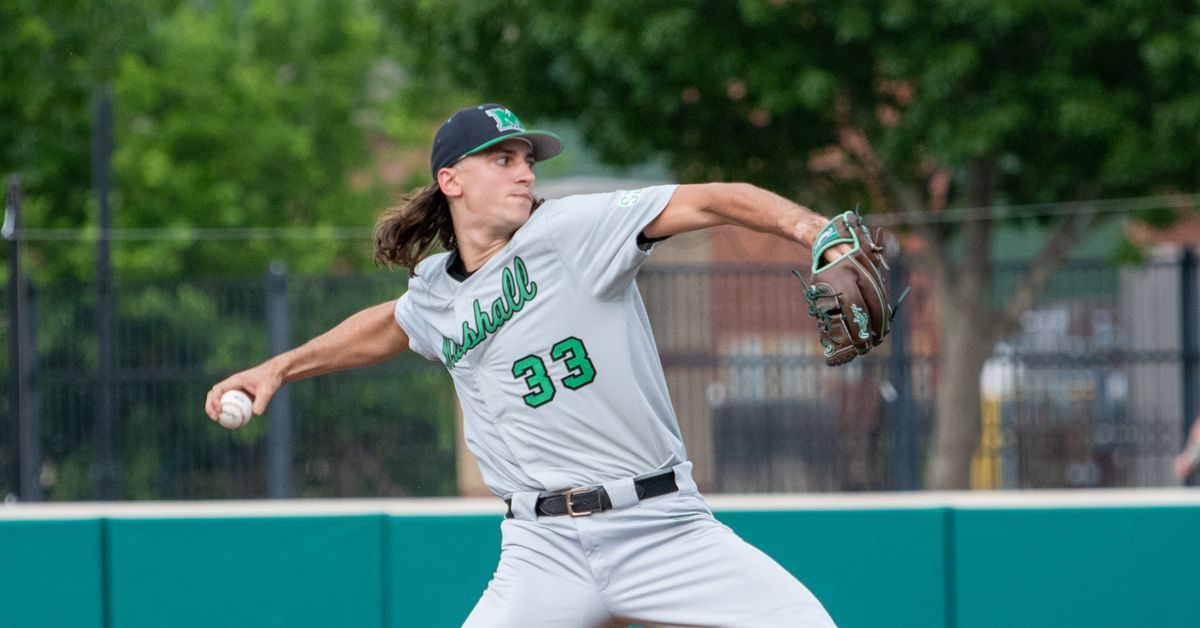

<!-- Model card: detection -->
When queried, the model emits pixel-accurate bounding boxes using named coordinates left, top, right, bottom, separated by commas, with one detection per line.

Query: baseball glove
left=794, top=210, right=908, bottom=366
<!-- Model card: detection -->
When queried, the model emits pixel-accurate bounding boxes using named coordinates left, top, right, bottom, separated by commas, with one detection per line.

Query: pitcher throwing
left=206, top=103, right=841, bottom=626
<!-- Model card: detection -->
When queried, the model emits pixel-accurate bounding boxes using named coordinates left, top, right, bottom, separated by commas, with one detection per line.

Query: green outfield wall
left=2, top=494, right=1198, bottom=627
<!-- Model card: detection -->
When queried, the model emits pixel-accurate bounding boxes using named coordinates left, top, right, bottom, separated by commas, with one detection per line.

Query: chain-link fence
left=639, top=253, right=1197, bottom=492
left=2, top=253, right=1197, bottom=500
left=2, top=270, right=456, bottom=501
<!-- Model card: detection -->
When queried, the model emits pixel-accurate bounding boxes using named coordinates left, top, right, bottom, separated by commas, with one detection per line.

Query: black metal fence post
left=4, top=176, right=17, bottom=499
left=888, top=256, right=919, bottom=489
left=5, top=176, right=43, bottom=501
left=18, top=280, right=42, bottom=500
left=266, top=261, right=292, bottom=498
left=93, top=90, right=120, bottom=499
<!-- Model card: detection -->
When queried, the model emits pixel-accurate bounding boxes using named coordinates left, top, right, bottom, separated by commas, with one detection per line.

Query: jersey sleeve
left=394, top=292, right=440, bottom=362
left=548, top=184, right=678, bottom=300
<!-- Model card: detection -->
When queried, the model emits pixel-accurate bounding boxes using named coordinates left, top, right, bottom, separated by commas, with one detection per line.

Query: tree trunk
left=926, top=156, right=1000, bottom=489
left=926, top=296, right=997, bottom=489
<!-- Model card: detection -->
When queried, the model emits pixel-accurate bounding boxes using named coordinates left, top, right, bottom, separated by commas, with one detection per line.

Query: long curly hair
left=373, top=183, right=456, bottom=274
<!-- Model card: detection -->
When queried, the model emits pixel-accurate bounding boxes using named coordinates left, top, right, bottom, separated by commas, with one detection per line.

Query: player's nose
left=515, top=160, right=535, bottom=184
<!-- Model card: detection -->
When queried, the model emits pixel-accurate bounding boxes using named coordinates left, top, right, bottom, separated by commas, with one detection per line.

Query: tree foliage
left=1, top=0, right=465, bottom=499
left=2, top=0, right=430, bottom=281
left=388, top=0, right=1200, bottom=206
left=387, top=0, right=1200, bottom=488
left=112, top=0, right=391, bottom=276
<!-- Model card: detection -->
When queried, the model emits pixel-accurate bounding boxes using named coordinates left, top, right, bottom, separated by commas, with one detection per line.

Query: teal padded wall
left=720, top=508, right=949, bottom=628
left=105, top=515, right=384, bottom=627
left=0, top=518, right=104, bottom=628
left=953, top=506, right=1200, bottom=628
left=6, top=501, right=1200, bottom=627
left=386, top=514, right=502, bottom=626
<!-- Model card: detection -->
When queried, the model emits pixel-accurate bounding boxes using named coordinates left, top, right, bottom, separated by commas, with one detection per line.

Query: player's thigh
left=605, top=494, right=835, bottom=627
left=463, top=519, right=613, bottom=628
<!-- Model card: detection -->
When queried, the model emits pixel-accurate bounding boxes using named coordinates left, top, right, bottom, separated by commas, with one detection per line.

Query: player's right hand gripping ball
left=794, top=211, right=908, bottom=366
left=218, top=389, right=254, bottom=429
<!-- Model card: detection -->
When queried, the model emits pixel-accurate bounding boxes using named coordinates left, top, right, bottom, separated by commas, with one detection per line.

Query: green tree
left=1, top=0, right=465, bottom=498
left=387, top=0, right=1200, bottom=488
left=2, top=0, right=405, bottom=280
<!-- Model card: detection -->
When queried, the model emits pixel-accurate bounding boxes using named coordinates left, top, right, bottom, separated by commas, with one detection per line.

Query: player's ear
left=437, top=167, right=462, bottom=198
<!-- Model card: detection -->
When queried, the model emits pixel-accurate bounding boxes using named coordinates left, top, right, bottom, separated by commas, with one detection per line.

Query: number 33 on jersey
left=512, top=336, right=597, bottom=408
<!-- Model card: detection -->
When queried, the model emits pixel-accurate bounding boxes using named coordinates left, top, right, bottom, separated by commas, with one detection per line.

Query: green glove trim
left=811, top=211, right=862, bottom=274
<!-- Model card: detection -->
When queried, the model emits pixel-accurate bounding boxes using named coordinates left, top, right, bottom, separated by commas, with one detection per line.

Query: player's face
left=446, top=139, right=537, bottom=234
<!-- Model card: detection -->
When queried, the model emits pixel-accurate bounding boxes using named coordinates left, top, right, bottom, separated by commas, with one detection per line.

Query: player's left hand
left=795, top=211, right=908, bottom=366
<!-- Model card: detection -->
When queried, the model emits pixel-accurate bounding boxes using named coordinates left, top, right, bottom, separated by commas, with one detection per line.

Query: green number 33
left=511, top=336, right=597, bottom=408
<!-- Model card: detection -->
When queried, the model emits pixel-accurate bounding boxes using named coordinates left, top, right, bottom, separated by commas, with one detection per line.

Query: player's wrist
left=793, top=214, right=828, bottom=249
left=263, top=353, right=298, bottom=385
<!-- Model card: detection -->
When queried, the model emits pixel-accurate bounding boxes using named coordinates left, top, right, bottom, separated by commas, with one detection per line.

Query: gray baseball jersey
left=394, top=185, right=685, bottom=497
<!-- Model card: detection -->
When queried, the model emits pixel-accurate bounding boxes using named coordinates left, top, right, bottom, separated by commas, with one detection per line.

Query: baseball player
left=206, top=103, right=840, bottom=626
left=1174, top=413, right=1200, bottom=480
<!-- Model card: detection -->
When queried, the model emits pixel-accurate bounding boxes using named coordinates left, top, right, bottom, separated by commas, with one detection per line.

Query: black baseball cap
left=429, top=103, right=563, bottom=180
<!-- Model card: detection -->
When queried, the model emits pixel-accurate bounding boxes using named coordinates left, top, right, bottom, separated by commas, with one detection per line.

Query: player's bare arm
left=1174, top=416, right=1200, bottom=478
left=643, top=182, right=833, bottom=249
left=204, top=300, right=408, bottom=419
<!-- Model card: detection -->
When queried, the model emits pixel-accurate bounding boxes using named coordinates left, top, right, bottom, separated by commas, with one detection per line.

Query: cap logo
left=484, top=107, right=523, bottom=132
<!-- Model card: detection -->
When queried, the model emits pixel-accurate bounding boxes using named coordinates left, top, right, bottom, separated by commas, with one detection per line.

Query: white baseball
left=218, top=389, right=254, bottom=429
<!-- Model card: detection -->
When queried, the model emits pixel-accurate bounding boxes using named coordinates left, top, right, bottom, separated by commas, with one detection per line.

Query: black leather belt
left=505, top=470, right=678, bottom=518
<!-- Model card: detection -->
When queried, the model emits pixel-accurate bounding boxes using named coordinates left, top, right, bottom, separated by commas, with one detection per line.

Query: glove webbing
left=792, top=274, right=842, bottom=333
